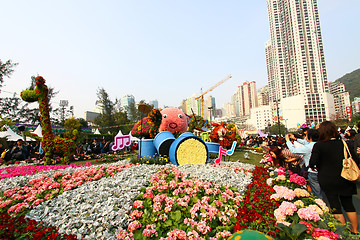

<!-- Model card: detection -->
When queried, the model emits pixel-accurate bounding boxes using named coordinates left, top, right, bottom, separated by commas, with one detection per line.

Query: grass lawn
left=222, top=147, right=264, bottom=166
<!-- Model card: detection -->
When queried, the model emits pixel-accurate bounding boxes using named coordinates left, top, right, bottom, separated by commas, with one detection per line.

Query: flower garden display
left=131, top=107, right=190, bottom=140
left=187, top=114, right=205, bottom=133
left=0, top=157, right=355, bottom=239
left=158, top=107, right=189, bottom=135
left=169, top=133, right=208, bottom=165
left=209, top=122, right=240, bottom=149
left=132, top=109, right=162, bottom=139
left=139, top=132, right=209, bottom=165
left=20, top=76, right=77, bottom=165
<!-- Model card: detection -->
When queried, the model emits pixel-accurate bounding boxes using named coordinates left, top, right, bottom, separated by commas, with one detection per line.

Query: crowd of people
left=254, top=121, right=360, bottom=235
left=0, top=139, right=42, bottom=162
left=0, top=138, right=139, bottom=163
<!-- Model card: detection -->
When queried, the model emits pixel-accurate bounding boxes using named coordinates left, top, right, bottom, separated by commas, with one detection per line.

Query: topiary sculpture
left=21, top=76, right=76, bottom=165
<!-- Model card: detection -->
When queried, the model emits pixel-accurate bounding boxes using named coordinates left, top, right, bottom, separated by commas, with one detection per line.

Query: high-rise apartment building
left=222, top=102, right=236, bottom=118
left=204, top=96, right=216, bottom=121
left=352, top=97, right=360, bottom=115
left=121, top=95, right=135, bottom=110
left=258, top=85, right=270, bottom=106
left=149, top=100, right=159, bottom=109
left=232, top=81, right=258, bottom=117
left=329, top=82, right=351, bottom=120
left=265, top=0, right=334, bottom=127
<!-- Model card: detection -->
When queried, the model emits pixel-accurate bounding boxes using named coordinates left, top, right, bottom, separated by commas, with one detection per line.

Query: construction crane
left=195, top=74, right=232, bottom=117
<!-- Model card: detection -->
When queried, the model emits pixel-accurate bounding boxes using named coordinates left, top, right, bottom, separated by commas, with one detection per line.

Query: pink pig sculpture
left=158, top=107, right=189, bottom=134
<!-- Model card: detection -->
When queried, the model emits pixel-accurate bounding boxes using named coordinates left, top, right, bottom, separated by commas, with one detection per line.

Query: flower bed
left=267, top=167, right=350, bottom=239
left=234, top=166, right=279, bottom=237
left=0, top=162, right=92, bottom=180
left=0, top=159, right=356, bottom=239
left=117, top=167, right=244, bottom=239
left=0, top=212, right=77, bottom=240
left=0, top=163, right=136, bottom=217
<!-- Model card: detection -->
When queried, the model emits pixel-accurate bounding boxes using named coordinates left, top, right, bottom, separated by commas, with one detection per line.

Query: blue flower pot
left=205, top=142, right=220, bottom=153
left=153, top=131, right=175, bottom=157
left=139, top=139, right=157, bottom=159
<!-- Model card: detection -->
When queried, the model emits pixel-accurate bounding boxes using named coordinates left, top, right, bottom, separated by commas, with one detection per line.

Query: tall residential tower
left=265, top=0, right=334, bottom=127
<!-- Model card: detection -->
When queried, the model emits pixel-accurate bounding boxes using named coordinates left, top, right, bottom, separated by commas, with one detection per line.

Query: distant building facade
left=149, top=100, right=159, bottom=109
left=352, top=97, right=360, bottom=115
left=183, top=95, right=201, bottom=116
left=232, top=81, right=258, bottom=117
left=222, top=102, right=236, bottom=118
left=258, top=85, right=270, bottom=106
left=85, top=111, right=100, bottom=125
left=203, top=96, right=216, bottom=121
left=265, top=0, right=335, bottom=126
left=329, top=81, right=351, bottom=120
left=121, top=95, right=135, bottom=110
left=247, top=105, right=273, bottom=131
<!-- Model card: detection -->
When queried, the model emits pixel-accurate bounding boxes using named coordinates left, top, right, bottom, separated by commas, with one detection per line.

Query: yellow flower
left=176, top=138, right=207, bottom=165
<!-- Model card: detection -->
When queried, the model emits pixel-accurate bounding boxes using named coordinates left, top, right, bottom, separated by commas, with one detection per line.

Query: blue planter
left=153, top=131, right=175, bottom=157
left=139, top=139, right=157, bottom=159
left=206, top=142, right=220, bottom=153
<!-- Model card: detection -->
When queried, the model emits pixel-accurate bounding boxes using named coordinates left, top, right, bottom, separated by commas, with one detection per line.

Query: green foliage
left=0, top=117, right=13, bottom=131
left=94, top=88, right=116, bottom=128
left=335, top=68, right=360, bottom=100
left=0, top=59, right=18, bottom=88
left=269, top=122, right=287, bottom=136
left=64, top=117, right=81, bottom=139
left=130, top=155, right=170, bottom=165
left=20, top=90, right=39, bottom=102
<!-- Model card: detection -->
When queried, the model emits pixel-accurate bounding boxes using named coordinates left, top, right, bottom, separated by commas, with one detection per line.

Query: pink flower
left=130, top=210, right=143, bottom=219
left=142, top=224, right=158, bottom=238
left=167, top=229, right=187, bottom=239
left=132, top=200, right=143, bottom=209
left=312, top=228, right=339, bottom=239
left=197, top=220, right=211, bottom=235
left=127, top=220, right=141, bottom=233
left=297, top=207, right=321, bottom=222
left=290, top=174, right=307, bottom=187
left=271, top=185, right=296, bottom=201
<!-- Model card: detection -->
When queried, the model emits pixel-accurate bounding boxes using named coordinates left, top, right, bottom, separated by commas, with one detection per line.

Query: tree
left=0, top=59, right=18, bottom=88
left=126, top=99, right=148, bottom=122
left=77, top=118, right=89, bottom=129
left=64, top=117, right=81, bottom=139
left=0, top=93, right=30, bottom=123
left=269, top=122, right=287, bottom=136
left=0, top=117, right=14, bottom=131
left=94, top=88, right=116, bottom=128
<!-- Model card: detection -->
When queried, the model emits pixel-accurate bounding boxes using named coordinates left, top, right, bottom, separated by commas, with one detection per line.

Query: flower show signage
left=112, top=135, right=131, bottom=151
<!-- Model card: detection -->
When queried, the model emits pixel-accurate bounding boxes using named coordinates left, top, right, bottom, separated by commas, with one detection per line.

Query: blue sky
left=1, top=0, right=359, bottom=118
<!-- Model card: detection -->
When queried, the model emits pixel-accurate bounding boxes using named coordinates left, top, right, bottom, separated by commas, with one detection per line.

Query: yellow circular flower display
left=176, top=138, right=207, bottom=165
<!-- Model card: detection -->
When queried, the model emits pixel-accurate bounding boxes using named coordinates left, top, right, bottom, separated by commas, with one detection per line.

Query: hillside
left=334, top=68, right=360, bottom=100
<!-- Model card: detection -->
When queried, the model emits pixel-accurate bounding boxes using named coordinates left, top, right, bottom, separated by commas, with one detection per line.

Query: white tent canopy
left=129, top=132, right=140, bottom=142
left=32, top=124, right=43, bottom=137
left=0, top=126, right=22, bottom=141
left=94, top=129, right=101, bottom=135
left=116, top=130, right=123, bottom=136
left=0, top=126, right=35, bottom=141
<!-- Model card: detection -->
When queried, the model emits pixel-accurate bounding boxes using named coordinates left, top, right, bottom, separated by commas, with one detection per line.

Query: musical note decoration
left=215, top=141, right=237, bottom=164
left=112, top=135, right=131, bottom=151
